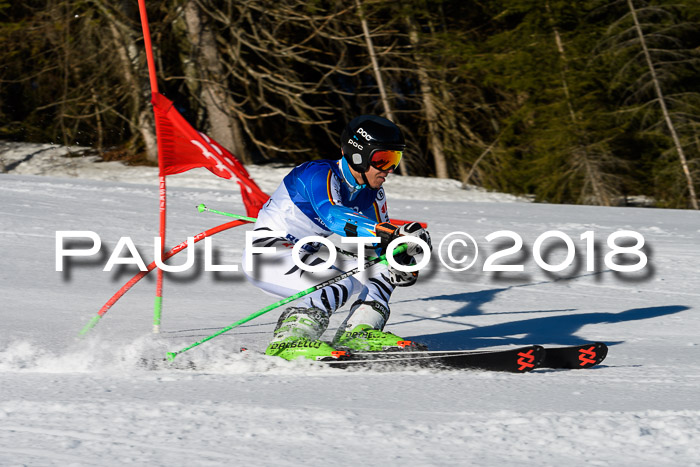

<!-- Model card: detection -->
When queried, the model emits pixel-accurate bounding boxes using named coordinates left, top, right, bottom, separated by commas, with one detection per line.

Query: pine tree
left=474, top=0, right=628, bottom=205
left=595, top=0, right=700, bottom=208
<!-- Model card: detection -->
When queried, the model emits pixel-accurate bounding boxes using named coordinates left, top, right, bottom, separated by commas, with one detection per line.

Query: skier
left=242, top=115, right=432, bottom=360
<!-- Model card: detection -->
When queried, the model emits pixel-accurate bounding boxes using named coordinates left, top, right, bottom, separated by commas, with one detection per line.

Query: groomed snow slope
left=1, top=147, right=699, bottom=466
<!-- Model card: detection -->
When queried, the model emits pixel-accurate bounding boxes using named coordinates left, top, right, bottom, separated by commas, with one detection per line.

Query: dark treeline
left=1, top=0, right=699, bottom=208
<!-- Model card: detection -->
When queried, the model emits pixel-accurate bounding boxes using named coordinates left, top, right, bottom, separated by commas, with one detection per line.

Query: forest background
left=1, top=0, right=699, bottom=208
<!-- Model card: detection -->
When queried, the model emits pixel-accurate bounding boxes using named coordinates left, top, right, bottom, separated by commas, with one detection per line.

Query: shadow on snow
left=407, top=305, right=690, bottom=350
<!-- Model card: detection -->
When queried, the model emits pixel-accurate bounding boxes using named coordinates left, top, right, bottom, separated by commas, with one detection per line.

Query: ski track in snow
left=1, top=148, right=700, bottom=465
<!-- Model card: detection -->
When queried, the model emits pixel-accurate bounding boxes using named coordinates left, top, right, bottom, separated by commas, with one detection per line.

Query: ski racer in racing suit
left=242, top=115, right=432, bottom=361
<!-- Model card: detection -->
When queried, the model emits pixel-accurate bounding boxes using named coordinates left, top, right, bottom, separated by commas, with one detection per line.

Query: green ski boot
left=265, top=306, right=347, bottom=361
left=333, top=300, right=424, bottom=351
left=334, top=324, right=418, bottom=352
left=265, top=337, right=346, bottom=361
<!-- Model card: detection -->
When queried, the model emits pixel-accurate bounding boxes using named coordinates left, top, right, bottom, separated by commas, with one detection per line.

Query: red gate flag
left=152, top=92, right=269, bottom=217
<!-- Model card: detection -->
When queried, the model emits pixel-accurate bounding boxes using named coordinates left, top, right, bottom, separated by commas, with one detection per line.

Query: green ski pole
left=197, top=203, right=255, bottom=223
left=166, top=243, right=407, bottom=361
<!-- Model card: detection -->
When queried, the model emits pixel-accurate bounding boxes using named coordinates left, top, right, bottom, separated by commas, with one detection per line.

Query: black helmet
left=341, top=115, right=405, bottom=172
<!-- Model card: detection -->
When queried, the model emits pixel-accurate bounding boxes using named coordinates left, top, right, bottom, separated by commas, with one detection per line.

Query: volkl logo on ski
left=578, top=346, right=597, bottom=366
left=517, top=349, right=536, bottom=371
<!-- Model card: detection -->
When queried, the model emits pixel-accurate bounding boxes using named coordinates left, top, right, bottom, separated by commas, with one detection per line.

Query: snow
left=2, top=144, right=700, bottom=466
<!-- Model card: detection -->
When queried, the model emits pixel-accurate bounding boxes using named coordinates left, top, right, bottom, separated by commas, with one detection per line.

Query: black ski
left=321, top=345, right=546, bottom=373
left=151, top=343, right=606, bottom=373
left=540, top=342, right=608, bottom=369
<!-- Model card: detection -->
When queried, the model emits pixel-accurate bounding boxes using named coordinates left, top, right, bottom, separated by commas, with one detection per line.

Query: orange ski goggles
left=369, top=150, right=403, bottom=171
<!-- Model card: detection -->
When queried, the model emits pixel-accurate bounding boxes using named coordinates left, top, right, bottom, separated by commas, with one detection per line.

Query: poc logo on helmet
left=348, top=138, right=363, bottom=150
left=356, top=128, right=372, bottom=141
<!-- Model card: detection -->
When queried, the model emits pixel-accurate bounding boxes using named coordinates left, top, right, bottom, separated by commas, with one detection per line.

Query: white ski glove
left=376, top=222, right=432, bottom=287
left=376, top=221, right=432, bottom=257
left=396, top=222, right=432, bottom=257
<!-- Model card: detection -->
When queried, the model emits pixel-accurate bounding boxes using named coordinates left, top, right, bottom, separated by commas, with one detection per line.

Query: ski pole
left=197, top=203, right=256, bottom=223
left=166, top=243, right=408, bottom=361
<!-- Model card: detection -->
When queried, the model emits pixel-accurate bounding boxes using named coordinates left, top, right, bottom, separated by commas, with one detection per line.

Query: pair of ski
left=321, top=342, right=608, bottom=373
